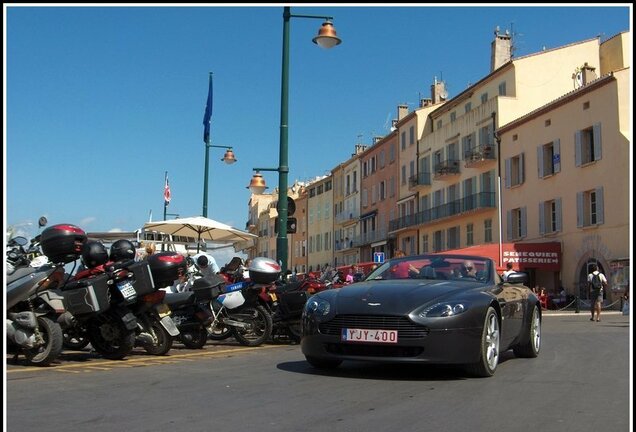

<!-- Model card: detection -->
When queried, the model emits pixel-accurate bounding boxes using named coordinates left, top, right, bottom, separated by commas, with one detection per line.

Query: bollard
left=575, top=296, right=580, bottom=313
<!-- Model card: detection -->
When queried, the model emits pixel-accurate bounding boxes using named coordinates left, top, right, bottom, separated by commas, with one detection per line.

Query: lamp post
left=247, top=6, right=341, bottom=273
left=202, top=144, right=237, bottom=218
left=492, top=111, right=503, bottom=269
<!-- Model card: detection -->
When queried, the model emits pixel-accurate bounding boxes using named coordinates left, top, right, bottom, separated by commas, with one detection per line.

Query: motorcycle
left=166, top=268, right=273, bottom=348
left=62, top=241, right=182, bottom=357
left=6, top=232, right=75, bottom=366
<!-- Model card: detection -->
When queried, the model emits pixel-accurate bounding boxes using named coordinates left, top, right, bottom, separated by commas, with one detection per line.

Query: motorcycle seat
left=163, top=291, right=196, bottom=308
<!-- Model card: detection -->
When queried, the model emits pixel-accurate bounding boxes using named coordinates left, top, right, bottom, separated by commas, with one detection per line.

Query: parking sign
left=373, top=252, right=385, bottom=264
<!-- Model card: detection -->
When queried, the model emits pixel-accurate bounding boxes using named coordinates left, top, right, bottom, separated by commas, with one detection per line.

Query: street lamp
left=202, top=144, right=237, bottom=218
left=247, top=6, right=341, bottom=273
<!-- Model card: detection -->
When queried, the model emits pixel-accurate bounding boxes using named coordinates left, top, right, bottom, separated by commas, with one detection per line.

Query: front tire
left=141, top=319, right=173, bottom=356
left=86, top=311, right=136, bottom=360
left=180, top=328, right=208, bottom=349
left=230, top=305, right=272, bottom=347
left=23, top=316, right=64, bottom=366
left=465, top=306, right=500, bottom=378
left=513, top=305, right=541, bottom=358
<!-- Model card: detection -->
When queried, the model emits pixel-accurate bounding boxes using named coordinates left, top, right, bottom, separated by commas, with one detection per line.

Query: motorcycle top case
left=147, top=252, right=187, bottom=288
left=40, top=224, right=87, bottom=264
left=62, top=273, right=111, bottom=316
left=248, top=257, right=281, bottom=284
left=191, top=274, right=225, bottom=302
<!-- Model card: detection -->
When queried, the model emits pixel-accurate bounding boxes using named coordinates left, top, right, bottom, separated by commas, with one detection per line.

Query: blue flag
left=203, top=73, right=213, bottom=143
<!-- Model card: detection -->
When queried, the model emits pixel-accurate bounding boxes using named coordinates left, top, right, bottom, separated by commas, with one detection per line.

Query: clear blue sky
left=5, top=4, right=632, bottom=241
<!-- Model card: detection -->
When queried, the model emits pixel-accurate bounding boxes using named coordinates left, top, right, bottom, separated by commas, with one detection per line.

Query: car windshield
left=365, top=254, right=491, bottom=283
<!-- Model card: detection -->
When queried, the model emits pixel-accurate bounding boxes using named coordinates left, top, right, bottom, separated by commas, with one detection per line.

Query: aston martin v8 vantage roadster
left=301, top=254, right=541, bottom=377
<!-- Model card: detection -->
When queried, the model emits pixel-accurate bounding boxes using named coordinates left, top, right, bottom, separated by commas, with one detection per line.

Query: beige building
left=289, top=182, right=308, bottom=275
left=498, top=31, right=631, bottom=303
left=306, top=175, right=334, bottom=272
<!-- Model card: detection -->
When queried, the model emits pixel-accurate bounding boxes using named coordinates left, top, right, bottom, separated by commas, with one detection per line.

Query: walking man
left=588, top=263, right=608, bottom=322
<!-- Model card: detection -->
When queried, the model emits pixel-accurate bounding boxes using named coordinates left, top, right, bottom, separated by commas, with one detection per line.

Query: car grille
left=318, top=315, right=429, bottom=339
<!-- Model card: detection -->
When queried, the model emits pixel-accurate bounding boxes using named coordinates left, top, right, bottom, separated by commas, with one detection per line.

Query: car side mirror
left=505, top=272, right=528, bottom=285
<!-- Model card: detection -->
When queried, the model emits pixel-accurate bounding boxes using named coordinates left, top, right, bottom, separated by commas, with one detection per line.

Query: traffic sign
left=373, top=252, right=385, bottom=264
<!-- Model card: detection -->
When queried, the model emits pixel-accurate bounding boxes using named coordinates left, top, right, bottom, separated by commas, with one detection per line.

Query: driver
left=460, top=260, right=478, bottom=278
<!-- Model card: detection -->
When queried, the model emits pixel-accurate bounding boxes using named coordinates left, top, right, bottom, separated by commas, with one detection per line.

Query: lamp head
left=247, top=172, right=267, bottom=194
left=222, top=148, right=237, bottom=164
left=312, top=21, right=341, bottom=49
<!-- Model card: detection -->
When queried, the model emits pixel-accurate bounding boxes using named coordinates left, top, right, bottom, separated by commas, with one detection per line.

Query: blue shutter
left=596, top=187, right=604, bottom=225
left=537, top=146, right=544, bottom=178
left=520, top=207, right=527, bottom=238
left=593, top=123, right=602, bottom=161
left=576, top=192, right=584, bottom=227
left=520, top=153, right=525, bottom=184
left=539, top=201, right=545, bottom=235
left=505, top=158, right=511, bottom=188
left=506, top=210, right=512, bottom=241
left=555, top=198, right=562, bottom=232
left=575, top=131, right=582, bottom=167
left=553, top=139, right=561, bottom=173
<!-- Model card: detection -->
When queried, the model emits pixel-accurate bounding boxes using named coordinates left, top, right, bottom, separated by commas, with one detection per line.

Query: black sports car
left=301, top=254, right=541, bottom=377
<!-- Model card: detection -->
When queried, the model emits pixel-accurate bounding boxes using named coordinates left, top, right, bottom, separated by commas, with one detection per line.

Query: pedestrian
left=502, top=262, right=515, bottom=281
left=587, top=263, right=608, bottom=322
left=194, top=253, right=220, bottom=278
left=345, top=266, right=355, bottom=284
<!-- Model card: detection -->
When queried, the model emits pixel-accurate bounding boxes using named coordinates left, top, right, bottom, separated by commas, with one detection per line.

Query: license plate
left=117, top=280, right=136, bottom=300
left=341, top=328, right=398, bottom=344
left=156, top=303, right=171, bottom=318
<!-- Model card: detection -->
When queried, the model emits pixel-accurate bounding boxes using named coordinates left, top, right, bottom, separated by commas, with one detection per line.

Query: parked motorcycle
left=61, top=242, right=183, bottom=357
left=6, top=226, right=84, bottom=366
left=166, top=263, right=274, bottom=348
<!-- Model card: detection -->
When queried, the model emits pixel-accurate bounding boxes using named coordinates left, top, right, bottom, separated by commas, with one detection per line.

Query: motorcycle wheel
left=207, top=324, right=233, bottom=341
left=23, top=316, right=64, bottom=367
left=230, top=305, right=273, bottom=347
left=86, top=311, right=136, bottom=360
left=180, top=328, right=208, bottom=349
left=286, top=320, right=302, bottom=343
left=63, top=326, right=90, bottom=350
left=141, top=319, right=173, bottom=356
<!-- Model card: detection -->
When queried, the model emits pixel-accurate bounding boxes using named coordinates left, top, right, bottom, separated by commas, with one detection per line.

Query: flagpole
left=163, top=171, right=168, bottom=221
left=202, top=72, right=213, bottom=218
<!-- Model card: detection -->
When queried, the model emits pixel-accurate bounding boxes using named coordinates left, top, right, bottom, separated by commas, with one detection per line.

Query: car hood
left=330, top=280, right=476, bottom=315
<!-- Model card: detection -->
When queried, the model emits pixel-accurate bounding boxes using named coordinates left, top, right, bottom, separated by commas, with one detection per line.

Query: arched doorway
left=578, top=258, right=608, bottom=301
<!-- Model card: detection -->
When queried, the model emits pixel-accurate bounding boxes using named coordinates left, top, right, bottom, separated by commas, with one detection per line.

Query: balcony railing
left=388, top=192, right=496, bottom=231
left=352, top=228, right=388, bottom=247
left=464, top=145, right=496, bottom=167
left=335, top=209, right=360, bottom=224
left=408, top=172, right=432, bottom=189
left=433, top=159, right=460, bottom=178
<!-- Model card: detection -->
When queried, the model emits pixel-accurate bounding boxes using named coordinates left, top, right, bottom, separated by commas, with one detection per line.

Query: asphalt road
left=5, top=312, right=632, bottom=432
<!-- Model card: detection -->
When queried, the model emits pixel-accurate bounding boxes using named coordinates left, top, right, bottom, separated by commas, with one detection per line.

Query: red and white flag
left=164, top=175, right=171, bottom=205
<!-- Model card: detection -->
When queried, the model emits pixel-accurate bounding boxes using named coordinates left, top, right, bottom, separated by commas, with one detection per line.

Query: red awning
left=438, top=242, right=561, bottom=272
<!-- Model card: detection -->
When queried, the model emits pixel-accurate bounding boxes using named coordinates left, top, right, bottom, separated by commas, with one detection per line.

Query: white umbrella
left=143, top=216, right=257, bottom=252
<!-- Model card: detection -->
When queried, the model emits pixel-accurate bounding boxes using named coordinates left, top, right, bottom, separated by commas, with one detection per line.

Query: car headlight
left=420, top=301, right=470, bottom=318
left=304, top=297, right=331, bottom=317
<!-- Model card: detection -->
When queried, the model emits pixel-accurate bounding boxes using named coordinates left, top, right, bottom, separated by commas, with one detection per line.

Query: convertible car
left=301, top=254, right=541, bottom=377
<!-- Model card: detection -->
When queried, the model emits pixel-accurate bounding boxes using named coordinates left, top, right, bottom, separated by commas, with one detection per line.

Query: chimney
left=354, top=144, right=368, bottom=155
left=491, top=26, right=512, bottom=72
left=397, top=104, right=409, bottom=121
left=373, top=136, right=383, bottom=145
left=391, top=119, right=398, bottom=131
left=420, top=98, right=432, bottom=108
left=581, top=62, right=597, bottom=85
left=431, top=78, right=447, bottom=104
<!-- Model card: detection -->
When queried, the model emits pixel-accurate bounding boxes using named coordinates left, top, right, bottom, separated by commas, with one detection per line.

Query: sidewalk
left=541, top=309, right=625, bottom=317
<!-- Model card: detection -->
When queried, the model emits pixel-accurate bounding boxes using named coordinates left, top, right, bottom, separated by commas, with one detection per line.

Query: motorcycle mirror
left=38, top=216, right=48, bottom=228
left=10, top=236, right=28, bottom=247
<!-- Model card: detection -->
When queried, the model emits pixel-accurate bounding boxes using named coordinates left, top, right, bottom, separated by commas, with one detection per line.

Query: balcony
left=352, top=228, right=388, bottom=247
left=408, top=172, right=432, bottom=190
left=389, top=192, right=496, bottom=232
left=464, top=145, right=496, bottom=168
left=433, top=159, right=460, bottom=179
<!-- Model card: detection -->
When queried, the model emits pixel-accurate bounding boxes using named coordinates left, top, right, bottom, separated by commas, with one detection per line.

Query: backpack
left=591, top=272, right=603, bottom=290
